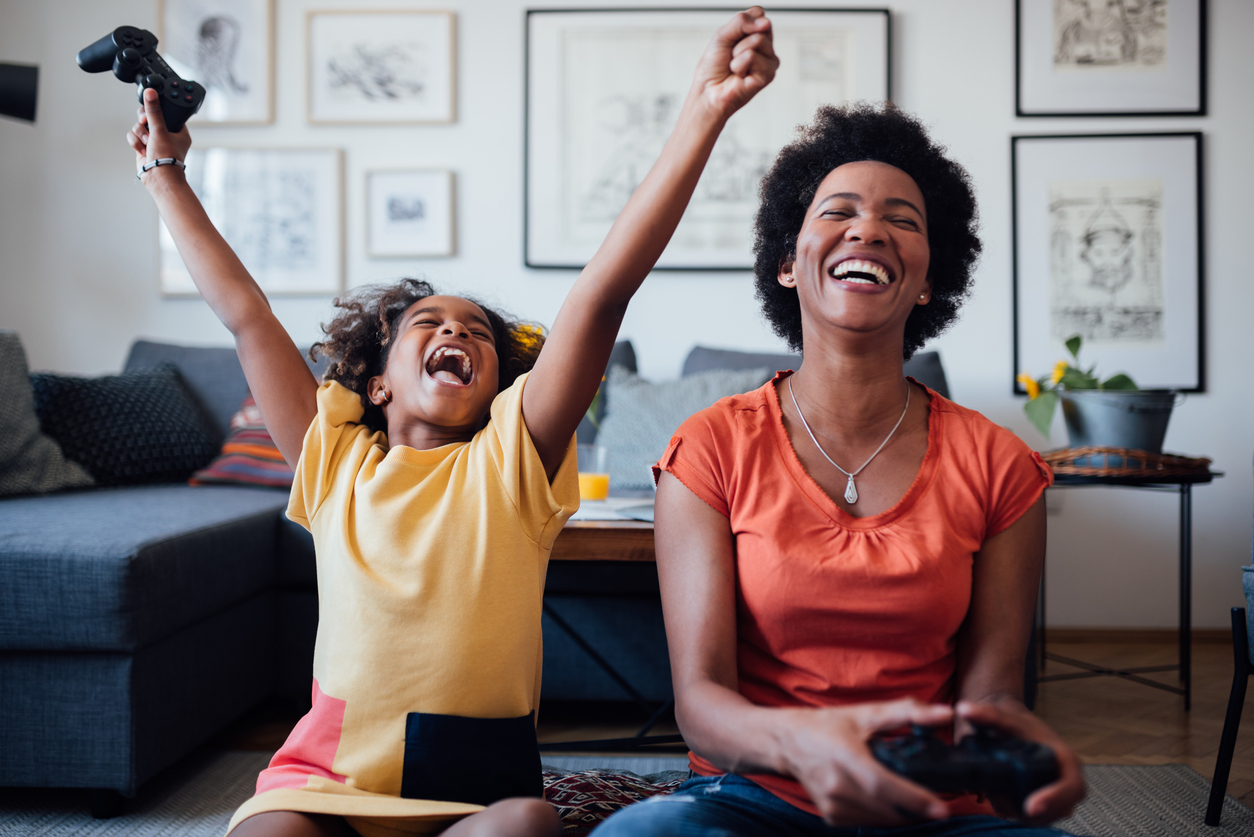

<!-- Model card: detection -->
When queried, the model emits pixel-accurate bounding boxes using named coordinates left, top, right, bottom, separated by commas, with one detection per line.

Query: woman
left=594, top=104, right=1085, bottom=836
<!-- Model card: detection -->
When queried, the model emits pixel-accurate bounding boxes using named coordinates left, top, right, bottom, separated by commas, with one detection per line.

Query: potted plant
left=1018, top=335, right=1178, bottom=453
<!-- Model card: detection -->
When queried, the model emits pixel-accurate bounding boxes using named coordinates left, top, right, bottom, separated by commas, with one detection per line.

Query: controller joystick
left=76, top=26, right=204, bottom=133
left=869, top=724, right=1059, bottom=815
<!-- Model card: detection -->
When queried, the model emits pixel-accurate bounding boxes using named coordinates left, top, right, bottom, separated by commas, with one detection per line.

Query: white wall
left=2, top=0, right=1251, bottom=628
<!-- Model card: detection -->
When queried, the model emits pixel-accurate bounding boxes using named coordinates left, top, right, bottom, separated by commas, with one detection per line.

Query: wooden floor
left=214, top=638, right=1254, bottom=809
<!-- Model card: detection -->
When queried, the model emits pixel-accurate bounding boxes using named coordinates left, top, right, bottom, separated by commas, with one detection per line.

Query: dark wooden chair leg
left=1206, top=607, right=1250, bottom=826
left=88, top=788, right=127, bottom=818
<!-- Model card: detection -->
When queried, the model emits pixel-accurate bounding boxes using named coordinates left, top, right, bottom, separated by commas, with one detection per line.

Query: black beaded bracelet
left=136, top=157, right=187, bottom=181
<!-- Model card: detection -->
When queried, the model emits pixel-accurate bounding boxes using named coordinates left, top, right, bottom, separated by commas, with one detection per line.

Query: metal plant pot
left=1059, top=390, right=1180, bottom=453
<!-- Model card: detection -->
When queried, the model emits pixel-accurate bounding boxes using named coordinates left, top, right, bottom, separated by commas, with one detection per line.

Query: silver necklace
left=787, top=376, right=910, bottom=505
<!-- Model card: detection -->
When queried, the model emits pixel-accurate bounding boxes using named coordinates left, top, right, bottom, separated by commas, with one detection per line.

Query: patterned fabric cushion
left=30, top=364, right=218, bottom=487
left=0, top=332, right=94, bottom=497
left=543, top=768, right=686, bottom=835
left=596, top=365, right=773, bottom=491
left=191, top=394, right=295, bottom=488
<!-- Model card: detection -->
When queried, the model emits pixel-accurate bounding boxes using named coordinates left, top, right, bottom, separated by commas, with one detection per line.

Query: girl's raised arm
left=521, top=7, right=779, bottom=478
left=129, top=88, right=318, bottom=466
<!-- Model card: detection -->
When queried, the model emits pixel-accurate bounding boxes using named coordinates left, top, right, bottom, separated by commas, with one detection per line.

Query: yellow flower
left=1050, top=360, right=1068, bottom=385
left=1017, top=373, right=1041, bottom=400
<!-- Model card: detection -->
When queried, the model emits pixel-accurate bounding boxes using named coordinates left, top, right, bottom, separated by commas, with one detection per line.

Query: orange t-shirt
left=656, top=372, right=1053, bottom=818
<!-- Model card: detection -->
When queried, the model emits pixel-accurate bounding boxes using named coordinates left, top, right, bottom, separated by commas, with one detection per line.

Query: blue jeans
left=589, top=774, right=1076, bottom=837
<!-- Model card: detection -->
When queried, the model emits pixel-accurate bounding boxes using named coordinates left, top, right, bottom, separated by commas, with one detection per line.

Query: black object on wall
left=0, top=62, right=38, bottom=123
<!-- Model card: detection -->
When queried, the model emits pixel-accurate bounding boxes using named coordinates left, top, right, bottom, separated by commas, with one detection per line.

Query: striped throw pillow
left=190, top=394, right=294, bottom=488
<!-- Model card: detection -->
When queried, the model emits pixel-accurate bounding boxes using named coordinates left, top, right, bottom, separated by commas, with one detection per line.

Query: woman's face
left=779, top=160, right=931, bottom=348
left=368, top=295, right=501, bottom=434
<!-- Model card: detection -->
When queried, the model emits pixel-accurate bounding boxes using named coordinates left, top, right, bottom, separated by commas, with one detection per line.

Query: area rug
left=2, top=754, right=1253, bottom=836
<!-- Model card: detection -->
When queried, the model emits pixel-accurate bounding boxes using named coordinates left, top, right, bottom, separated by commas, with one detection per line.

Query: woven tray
left=1042, top=446, right=1212, bottom=478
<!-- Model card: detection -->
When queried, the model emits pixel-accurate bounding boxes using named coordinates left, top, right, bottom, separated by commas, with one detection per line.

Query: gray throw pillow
left=596, top=365, right=772, bottom=492
left=0, top=332, right=94, bottom=497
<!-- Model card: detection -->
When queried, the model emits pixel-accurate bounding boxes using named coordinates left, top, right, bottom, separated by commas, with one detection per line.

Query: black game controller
left=870, top=724, right=1059, bottom=815
left=76, top=26, right=204, bottom=133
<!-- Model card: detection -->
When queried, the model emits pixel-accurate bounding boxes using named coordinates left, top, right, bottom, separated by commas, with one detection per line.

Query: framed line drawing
left=1012, top=133, right=1203, bottom=393
left=367, top=169, right=455, bottom=258
left=526, top=7, right=890, bottom=270
left=1016, top=0, right=1206, bottom=117
left=160, top=148, right=343, bottom=296
left=158, top=0, right=275, bottom=124
left=307, top=10, right=456, bottom=125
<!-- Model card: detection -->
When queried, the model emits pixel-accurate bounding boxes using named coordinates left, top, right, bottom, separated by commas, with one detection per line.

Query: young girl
left=127, top=9, right=777, bottom=837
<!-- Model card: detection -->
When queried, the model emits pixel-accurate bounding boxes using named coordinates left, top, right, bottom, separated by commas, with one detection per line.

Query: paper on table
left=568, top=496, right=656, bottom=521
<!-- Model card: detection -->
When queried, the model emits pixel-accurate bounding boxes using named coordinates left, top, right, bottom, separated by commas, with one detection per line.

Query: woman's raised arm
left=521, top=8, right=778, bottom=479
left=130, top=88, right=318, bottom=466
left=654, top=470, right=955, bottom=827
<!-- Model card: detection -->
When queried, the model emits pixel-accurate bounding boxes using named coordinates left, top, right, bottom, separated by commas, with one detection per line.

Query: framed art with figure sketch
left=1012, top=132, right=1203, bottom=394
left=524, top=7, right=890, bottom=270
left=158, top=0, right=274, bottom=124
left=307, top=10, right=455, bottom=125
left=1016, top=0, right=1206, bottom=116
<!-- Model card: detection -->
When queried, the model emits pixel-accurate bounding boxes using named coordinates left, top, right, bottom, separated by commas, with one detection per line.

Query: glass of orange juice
left=576, top=444, right=610, bottom=500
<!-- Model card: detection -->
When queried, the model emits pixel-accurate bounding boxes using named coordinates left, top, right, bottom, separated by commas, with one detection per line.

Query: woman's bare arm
left=521, top=8, right=778, bottom=479
left=655, top=471, right=955, bottom=826
left=130, top=89, right=317, bottom=465
left=953, top=496, right=1085, bottom=822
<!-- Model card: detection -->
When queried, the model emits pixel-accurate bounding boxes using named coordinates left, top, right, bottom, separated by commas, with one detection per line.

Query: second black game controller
left=870, top=724, right=1059, bottom=815
left=76, top=26, right=204, bottom=133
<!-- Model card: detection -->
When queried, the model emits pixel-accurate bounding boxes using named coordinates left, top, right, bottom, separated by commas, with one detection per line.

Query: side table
left=1039, top=469, right=1221, bottom=711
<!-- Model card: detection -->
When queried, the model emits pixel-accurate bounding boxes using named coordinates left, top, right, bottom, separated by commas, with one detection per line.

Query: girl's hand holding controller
left=127, top=87, right=192, bottom=184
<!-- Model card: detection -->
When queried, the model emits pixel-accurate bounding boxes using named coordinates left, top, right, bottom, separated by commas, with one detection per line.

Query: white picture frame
left=158, top=0, right=274, bottom=124
left=307, top=10, right=456, bottom=125
left=160, top=148, right=343, bottom=297
left=1012, top=133, right=1203, bottom=392
left=367, top=169, right=455, bottom=258
left=1016, top=0, right=1206, bottom=116
left=525, top=8, right=890, bottom=270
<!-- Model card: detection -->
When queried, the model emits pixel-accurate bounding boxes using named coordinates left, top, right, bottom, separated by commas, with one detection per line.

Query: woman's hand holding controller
left=127, top=87, right=192, bottom=185
left=688, top=6, right=779, bottom=123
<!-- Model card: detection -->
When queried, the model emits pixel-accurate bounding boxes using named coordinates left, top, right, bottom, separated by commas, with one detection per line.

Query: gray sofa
left=0, top=338, right=949, bottom=812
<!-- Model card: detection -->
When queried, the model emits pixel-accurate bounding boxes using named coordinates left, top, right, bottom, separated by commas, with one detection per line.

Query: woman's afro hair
left=753, top=102, right=981, bottom=359
left=310, top=278, right=545, bottom=434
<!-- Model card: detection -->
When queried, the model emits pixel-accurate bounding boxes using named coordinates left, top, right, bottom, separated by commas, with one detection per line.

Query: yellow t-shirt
left=227, top=373, right=579, bottom=836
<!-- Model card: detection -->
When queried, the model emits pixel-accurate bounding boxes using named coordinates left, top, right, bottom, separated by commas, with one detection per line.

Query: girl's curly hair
left=753, top=102, right=981, bottom=360
left=309, top=278, right=545, bottom=434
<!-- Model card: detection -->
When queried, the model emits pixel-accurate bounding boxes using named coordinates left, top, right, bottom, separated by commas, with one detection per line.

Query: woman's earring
left=918, top=294, right=926, bottom=300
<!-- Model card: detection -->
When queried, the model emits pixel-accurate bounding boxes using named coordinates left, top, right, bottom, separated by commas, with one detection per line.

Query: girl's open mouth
left=425, top=346, right=474, bottom=386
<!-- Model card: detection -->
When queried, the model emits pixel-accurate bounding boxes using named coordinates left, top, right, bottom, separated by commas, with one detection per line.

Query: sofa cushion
left=191, top=394, right=296, bottom=488
left=0, top=332, right=94, bottom=497
left=0, top=485, right=287, bottom=652
left=597, top=365, right=772, bottom=492
left=30, top=365, right=219, bottom=486
left=682, top=345, right=951, bottom=400
left=577, top=340, right=637, bottom=444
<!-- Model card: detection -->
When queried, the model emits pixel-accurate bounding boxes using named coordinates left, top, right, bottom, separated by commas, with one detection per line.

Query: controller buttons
left=119, top=47, right=142, bottom=67
left=171, top=80, right=180, bottom=88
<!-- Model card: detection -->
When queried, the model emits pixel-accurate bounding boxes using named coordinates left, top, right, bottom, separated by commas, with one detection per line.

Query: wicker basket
left=1042, top=446, right=1212, bottom=478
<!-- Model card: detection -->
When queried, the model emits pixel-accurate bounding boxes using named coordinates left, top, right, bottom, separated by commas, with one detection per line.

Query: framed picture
left=1016, top=0, right=1206, bottom=116
left=307, top=10, right=456, bottom=125
left=367, top=169, right=455, bottom=258
left=1012, top=133, right=1203, bottom=393
left=158, top=0, right=274, bottom=124
left=159, top=148, right=343, bottom=296
left=525, top=7, right=890, bottom=270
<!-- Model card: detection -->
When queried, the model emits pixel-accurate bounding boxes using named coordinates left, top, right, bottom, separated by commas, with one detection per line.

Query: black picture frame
left=1011, top=132, right=1204, bottom=393
left=1016, top=0, right=1207, bottom=117
left=524, top=7, right=891, bottom=270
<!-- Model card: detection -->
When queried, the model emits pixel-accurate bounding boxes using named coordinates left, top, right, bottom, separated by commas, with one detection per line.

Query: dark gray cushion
left=541, top=595, right=671, bottom=702
left=681, top=345, right=951, bottom=400
left=597, top=365, right=772, bottom=491
left=31, top=365, right=220, bottom=487
left=0, top=332, right=94, bottom=497
left=577, top=340, right=638, bottom=444
left=125, top=340, right=330, bottom=442
left=0, top=485, right=286, bottom=652
left=278, top=516, right=317, bottom=587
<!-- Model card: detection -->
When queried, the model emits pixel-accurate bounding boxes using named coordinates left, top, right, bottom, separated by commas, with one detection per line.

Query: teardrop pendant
left=844, top=475, right=858, bottom=504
